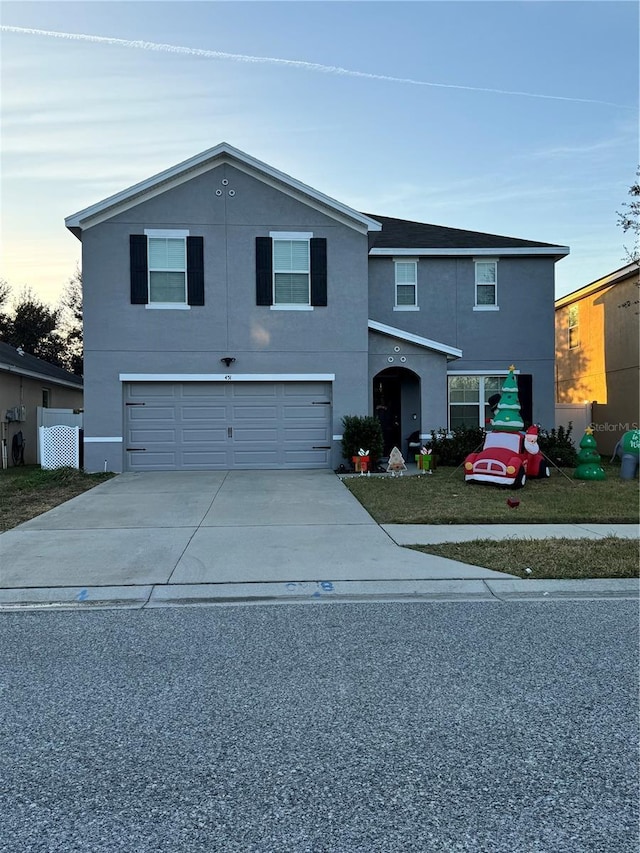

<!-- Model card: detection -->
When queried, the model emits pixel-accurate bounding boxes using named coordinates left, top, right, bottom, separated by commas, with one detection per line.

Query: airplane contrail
left=1, top=24, right=633, bottom=109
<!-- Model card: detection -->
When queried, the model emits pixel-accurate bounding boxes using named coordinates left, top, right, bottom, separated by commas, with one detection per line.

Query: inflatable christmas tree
left=574, top=427, right=606, bottom=480
left=490, top=365, right=524, bottom=432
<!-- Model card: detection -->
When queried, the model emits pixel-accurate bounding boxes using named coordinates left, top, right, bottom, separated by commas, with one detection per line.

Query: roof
left=66, top=143, right=382, bottom=238
left=0, top=342, right=83, bottom=389
left=368, top=320, right=462, bottom=360
left=365, top=214, right=569, bottom=258
left=555, top=261, right=640, bottom=309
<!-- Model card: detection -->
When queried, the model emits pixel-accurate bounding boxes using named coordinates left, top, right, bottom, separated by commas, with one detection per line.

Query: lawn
left=410, top=538, right=639, bottom=580
left=0, top=466, right=115, bottom=532
left=342, top=463, right=639, bottom=524
left=343, top=464, right=639, bottom=579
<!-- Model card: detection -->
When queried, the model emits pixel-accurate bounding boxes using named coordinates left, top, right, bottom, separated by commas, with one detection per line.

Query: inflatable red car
left=464, top=427, right=550, bottom=489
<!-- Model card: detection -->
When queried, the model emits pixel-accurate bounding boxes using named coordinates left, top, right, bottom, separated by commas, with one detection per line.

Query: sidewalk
left=382, top=523, right=640, bottom=545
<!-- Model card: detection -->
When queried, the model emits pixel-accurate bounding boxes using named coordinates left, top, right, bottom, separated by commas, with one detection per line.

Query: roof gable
left=368, top=320, right=462, bottom=360
left=66, top=143, right=382, bottom=237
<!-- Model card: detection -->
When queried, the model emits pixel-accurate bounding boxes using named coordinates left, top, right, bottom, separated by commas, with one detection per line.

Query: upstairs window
left=474, top=259, right=498, bottom=309
left=148, top=236, right=187, bottom=303
left=394, top=260, right=418, bottom=309
left=568, top=305, right=579, bottom=349
left=273, top=238, right=310, bottom=305
left=130, top=231, right=204, bottom=307
left=256, top=234, right=327, bottom=308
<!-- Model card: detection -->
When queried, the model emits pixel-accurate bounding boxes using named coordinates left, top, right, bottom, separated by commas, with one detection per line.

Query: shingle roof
left=0, top=342, right=83, bottom=387
left=363, top=214, right=566, bottom=251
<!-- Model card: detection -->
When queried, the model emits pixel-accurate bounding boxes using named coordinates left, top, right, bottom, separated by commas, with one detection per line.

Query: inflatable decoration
left=611, top=429, right=640, bottom=480
left=464, top=366, right=550, bottom=489
left=574, top=427, right=606, bottom=480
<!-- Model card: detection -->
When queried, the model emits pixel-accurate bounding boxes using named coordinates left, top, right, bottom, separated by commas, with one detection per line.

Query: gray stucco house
left=65, top=143, right=569, bottom=473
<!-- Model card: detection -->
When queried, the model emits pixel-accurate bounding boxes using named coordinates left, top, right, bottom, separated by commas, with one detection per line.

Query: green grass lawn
left=343, top=463, right=639, bottom=579
left=343, top=463, right=639, bottom=525
left=0, top=466, right=115, bottom=532
left=410, top=537, right=639, bottom=579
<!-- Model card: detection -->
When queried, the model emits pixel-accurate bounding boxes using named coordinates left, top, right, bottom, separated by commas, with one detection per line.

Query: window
left=568, top=305, right=579, bottom=349
left=394, top=260, right=418, bottom=309
left=448, top=375, right=505, bottom=429
left=148, top=236, right=187, bottom=304
left=474, top=259, right=498, bottom=309
left=130, top=232, right=204, bottom=307
left=256, top=234, right=327, bottom=308
left=42, top=389, right=50, bottom=408
left=273, top=238, right=310, bottom=305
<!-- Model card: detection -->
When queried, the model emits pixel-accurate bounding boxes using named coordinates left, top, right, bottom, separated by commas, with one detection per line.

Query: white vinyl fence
left=39, top=425, right=81, bottom=470
left=36, top=408, right=83, bottom=464
left=555, top=402, right=592, bottom=438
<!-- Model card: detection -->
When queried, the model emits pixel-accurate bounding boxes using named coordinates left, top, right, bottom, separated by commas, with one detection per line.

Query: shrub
left=538, top=423, right=577, bottom=467
left=429, top=426, right=486, bottom=466
left=341, top=415, right=383, bottom=466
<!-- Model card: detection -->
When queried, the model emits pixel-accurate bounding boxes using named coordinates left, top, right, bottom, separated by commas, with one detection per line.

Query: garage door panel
left=125, top=381, right=331, bottom=471
left=182, top=451, right=229, bottom=466
left=234, top=428, right=278, bottom=442
left=182, top=428, right=228, bottom=442
left=128, top=406, right=178, bottom=422
left=233, top=406, right=278, bottom=420
left=128, top=451, right=177, bottom=470
left=130, top=429, right=176, bottom=443
left=233, top=384, right=277, bottom=398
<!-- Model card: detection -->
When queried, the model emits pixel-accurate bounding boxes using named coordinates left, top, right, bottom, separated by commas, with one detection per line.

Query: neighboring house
left=0, top=342, right=83, bottom=465
left=555, top=262, right=640, bottom=454
left=65, top=143, right=569, bottom=473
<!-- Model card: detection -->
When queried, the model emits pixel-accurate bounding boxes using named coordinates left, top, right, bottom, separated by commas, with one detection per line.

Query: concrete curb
left=0, top=586, right=153, bottom=610
left=146, top=579, right=494, bottom=606
left=485, top=578, right=640, bottom=600
left=0, top=578, right=638, bottom=610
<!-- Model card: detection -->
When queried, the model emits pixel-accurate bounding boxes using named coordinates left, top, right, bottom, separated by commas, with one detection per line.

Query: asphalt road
left=1, top=601, right=638, bottom=853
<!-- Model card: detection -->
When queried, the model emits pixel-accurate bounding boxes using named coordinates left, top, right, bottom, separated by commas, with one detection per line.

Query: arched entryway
left=373, top=367, right=421, bottom=457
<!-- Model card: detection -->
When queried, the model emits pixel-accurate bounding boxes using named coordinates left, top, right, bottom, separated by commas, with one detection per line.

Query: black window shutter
left=310, top=238, right=327, bottom=306
left=130, top=235, right=148, bottom=304
left=186, top=236, right=204, bottom=306
left=256, top=237, right=273, bottom=305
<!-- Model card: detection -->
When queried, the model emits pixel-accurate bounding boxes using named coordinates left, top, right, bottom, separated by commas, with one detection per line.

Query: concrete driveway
left=0, top=471, right=504, bottom=597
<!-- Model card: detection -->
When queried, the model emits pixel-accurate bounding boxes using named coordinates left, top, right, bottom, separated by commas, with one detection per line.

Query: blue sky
left=1, top=0, right=638, bottom=305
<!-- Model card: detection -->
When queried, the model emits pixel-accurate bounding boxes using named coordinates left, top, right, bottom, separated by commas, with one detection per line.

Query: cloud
left=2, top=25, right=634, bottom=109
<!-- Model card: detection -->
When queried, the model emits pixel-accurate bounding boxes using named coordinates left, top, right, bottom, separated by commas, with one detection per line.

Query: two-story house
left=555, top=262, right=639, bottom=454
left=65, top=143, right=569, bottom=472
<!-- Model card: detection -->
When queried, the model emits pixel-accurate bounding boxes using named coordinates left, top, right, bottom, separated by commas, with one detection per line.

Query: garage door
left=124, top=381, right=332, bottom=471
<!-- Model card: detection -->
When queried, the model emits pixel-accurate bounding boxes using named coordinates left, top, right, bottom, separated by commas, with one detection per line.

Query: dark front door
left=374, top=375, right=402, bottom=456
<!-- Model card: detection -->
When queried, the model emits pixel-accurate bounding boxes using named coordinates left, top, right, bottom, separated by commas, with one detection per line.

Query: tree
left=57, top=266, right=83, bottom=375
left=1, top=287, right=64, bottom=366
left=490, top=365, right=524, bottom=432
left=617, top=168, right=640, bottom=263
left=0, top=279, right=11, bottom=338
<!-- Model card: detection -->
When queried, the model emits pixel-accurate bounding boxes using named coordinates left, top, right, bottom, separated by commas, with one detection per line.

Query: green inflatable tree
left=491, top=365, right=524, bottom=432
left=574, top=427, right=606, bottom=480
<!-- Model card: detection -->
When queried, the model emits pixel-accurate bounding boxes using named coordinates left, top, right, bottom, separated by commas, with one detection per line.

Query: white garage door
left=124, top=381, right=332, bottom=471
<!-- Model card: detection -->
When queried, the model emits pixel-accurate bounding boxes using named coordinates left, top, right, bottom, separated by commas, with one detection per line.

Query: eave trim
left=368, top=320, right=462, bottom=359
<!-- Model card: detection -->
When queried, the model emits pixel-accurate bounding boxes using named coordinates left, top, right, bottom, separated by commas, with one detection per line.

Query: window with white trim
left=394, top=260, right=418, bottom=308
left=148, top=236, right=187, bottom=304
left=568, top=305, right=579, bottom=349
left=474, top=260, right=498, bottom=307
left=448, top=375, right=505, bottom=429
left=273, top=238, right=310, bottom=305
